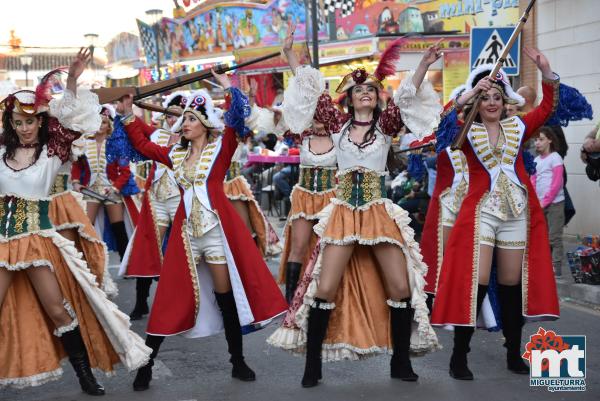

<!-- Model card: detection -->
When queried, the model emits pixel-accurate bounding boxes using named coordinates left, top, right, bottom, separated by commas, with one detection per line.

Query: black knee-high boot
left=110, top=221, right=129, bottom=261
left=133, top=335, right=165, bottom=391
left=301, top=297, right=334, bottom=388
left=130, top=277, right=153, bottom=320
left=389, top=298, right=418, bottom=381
left=60, top=326, right=105, bottom=396
left=214, top=291, right=256, bottom=381
left=449, top=284, right=488, bottom=380
left=498, top=283, right=529, bottom=374
left=285, top=262, right=302, bottom=304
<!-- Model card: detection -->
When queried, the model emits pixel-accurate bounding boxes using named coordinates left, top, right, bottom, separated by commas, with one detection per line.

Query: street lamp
left=146, top=8, right=163, bottom=80
left=84, top=33, right=99, bottom=69
left=19, top=55, right=33, bottom=88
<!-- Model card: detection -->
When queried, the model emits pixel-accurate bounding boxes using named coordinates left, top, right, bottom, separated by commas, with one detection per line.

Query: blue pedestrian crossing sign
left=470, top=27, right=521, bottom=76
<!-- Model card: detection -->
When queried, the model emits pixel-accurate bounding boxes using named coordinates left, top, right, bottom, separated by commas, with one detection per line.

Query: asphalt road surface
left=4, top=250, right=598, bottom=401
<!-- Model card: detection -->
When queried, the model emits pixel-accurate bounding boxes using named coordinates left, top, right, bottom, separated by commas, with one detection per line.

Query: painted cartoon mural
left=138, top=0, right=309, bottom=62
left=334, top=0, right=519, bottom=38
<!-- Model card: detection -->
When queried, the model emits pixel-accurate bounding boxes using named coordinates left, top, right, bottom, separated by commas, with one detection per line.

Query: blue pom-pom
left=224, top=87, right=252, bottom=139
left=407, top=153, right=425, bottom=181
left=119, top=175, right=141, bottom=196
left=546, top=83, right=593, bottom=127
left=522, top=150, right=537, bottom=176
left=106, top=116, right=147, bottom=164
left=435, top=108, right=460, bottom=154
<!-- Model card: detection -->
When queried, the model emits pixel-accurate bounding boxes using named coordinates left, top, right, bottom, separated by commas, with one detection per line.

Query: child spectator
left=532, top=127, right=565, bottom=276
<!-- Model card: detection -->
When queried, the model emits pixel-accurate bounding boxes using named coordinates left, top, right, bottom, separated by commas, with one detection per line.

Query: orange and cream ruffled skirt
left=268, top=198, right=440, bottom=361
left=0, top=228, right=150, bottom=388
left=223, top=175, right=282, bottom=256
left=49, top=191, right=117, bottom=297
left=277, top=185, right=337, bottom=283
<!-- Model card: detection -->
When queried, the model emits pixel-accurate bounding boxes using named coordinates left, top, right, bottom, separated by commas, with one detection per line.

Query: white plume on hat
left=101, top=103, right=116, bottom=119
left=465, top=64, right=525, bottom=106
left=449, top=84, right=466, bottom=101
left=162, top=90, right=189, bottom=109
left=170, top=89, right=224, bottom=133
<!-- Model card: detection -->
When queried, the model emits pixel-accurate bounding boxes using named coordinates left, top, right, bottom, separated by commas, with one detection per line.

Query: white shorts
left=188, top=225, right=227, bottom=265
left=151, top=194, right=180, bottom=227
left=479, top=211, right=527, bottom=249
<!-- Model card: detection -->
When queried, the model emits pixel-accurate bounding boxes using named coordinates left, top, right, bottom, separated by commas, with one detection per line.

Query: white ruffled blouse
left=0, top=90, right=101, bottom=199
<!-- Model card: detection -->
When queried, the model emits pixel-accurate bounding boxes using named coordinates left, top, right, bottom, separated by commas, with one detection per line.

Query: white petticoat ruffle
left=277, top=198, right=440, bottom=362
left=49, top=89, right=102, bottom=134
left=282, top=66, right=326, bottom=134
left=394, top=72, right=442, bottom=139
left=49, top=231, right=151, bottom=370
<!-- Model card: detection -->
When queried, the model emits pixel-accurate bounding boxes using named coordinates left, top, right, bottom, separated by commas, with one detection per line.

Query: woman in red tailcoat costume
left=430, top=48, right=560, bottom=380
left=117, top=71, right=287, bottom=391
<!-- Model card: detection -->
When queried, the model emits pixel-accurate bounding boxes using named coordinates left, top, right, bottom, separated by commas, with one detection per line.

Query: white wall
left=537, top=0, right=600, bottom=236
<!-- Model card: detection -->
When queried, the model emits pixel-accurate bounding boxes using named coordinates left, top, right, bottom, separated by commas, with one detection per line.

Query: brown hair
left=538, top=126, right=559, bottom=153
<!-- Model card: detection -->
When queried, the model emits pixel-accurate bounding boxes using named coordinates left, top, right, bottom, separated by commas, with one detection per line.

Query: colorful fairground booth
left=135, top=0, right=524, bottom=104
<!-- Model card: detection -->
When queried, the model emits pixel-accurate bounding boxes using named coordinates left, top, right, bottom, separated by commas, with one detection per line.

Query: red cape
left=421, top=150, right=454, bottom=294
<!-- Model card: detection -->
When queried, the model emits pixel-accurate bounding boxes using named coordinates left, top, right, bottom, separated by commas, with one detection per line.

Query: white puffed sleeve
left=282, top=65, right=326, bottom=134
left=69, top=136, right=86, bottom=161
left=245, top=104, right=276, bottom=133
left=49, top=89, right=102, bottom=134
left=394, top=72, right=442, bottom=139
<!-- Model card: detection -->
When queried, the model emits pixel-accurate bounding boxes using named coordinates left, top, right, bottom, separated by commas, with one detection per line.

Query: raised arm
left=212, top=69, right=252, bottom=161
left=119, top=95, right=173, bottom=167
left=521, top=47, right=559, bottom=140
left=46, top=49, right=101, bottom=163
left=282, top=22, right=300, bottom=75
left=411, top=39, right=442, bottom=90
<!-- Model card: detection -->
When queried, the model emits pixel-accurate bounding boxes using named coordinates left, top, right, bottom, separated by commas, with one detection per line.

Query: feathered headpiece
left=0, top=67, right=67, bottom=115
left=170, top=89, right=224, bottom=133
left=335, top=38, right=404, bottom=94
left=465, top=64, right=524, bottom=106
left=162, top=90, right=188, bottom=110
left=100, top=104, right=116, bottom=120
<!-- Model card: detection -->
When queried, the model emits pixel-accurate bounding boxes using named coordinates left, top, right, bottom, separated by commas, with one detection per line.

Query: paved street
left=4, top=229, right=600, bottom=401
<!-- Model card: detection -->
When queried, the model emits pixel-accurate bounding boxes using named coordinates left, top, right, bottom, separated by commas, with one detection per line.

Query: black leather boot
left=60, top=326, right=105, bottom=396
left=133, top=335, right=165, bottom=391
left=110, top=221, right=129, bottom=261
left=301, top=297, right=334, bottom=388
left=285, top=262, right=302, bottom=304
left=215, top=291, right=256, bottom=381
left=498, top=283, right=529, bottom=374
left=389, top=298, right=418, bottom=381
left=130, top=277, right=152, bottom=320
left=449, top=284, right=488, bottom=380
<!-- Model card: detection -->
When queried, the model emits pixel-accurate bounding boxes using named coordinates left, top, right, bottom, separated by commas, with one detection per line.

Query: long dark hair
left=538, top=126, right=560, bottom=154
left=1, top=111, right=50, bottom=163
left=179, top=106, right=211, bottom=150
left=341, top=86, right=382, bottom=149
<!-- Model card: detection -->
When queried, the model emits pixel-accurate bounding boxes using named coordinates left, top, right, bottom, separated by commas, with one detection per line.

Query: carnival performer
left=71, top=105, right=139, bottom=258
left=119, top=92, right=186, bottom=321
left=117, top=70, right=287, bottom=391
left=430, top=48, right=562, bottom=380
left=243, top=79, right=334, bottom=302
left=223, top=80, right=282, bottom=257
left=268, top=28, right=441, bottom=387
left=0, top=48, right=150, bottom=395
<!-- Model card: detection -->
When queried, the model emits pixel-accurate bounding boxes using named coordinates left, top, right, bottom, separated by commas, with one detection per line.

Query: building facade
left=537, top=0, right=600, bottom=235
